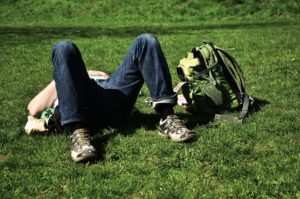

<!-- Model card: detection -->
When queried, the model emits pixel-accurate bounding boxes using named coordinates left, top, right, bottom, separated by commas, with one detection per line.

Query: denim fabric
left=52, top=34, right=177, bottom=127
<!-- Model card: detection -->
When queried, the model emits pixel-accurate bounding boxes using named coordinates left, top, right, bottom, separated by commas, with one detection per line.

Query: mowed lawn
left=0, top=19, right=299, bottom=197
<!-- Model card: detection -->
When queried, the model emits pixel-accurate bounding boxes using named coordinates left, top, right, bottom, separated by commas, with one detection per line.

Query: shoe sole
left=158, top=131, right=197, bottom=143
left=71, top=151, right=97, bottom=162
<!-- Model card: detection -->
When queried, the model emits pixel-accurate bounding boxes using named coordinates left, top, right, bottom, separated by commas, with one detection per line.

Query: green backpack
left=174, top=41, right=253, bottom=123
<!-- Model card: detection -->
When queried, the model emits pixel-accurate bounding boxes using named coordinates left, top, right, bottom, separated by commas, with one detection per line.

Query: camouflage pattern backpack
left=174, top=41, right=254, bottom=123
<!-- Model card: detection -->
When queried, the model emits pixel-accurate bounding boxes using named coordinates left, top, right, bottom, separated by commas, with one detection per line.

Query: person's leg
left=101, top=34, right=176, bottom=113
left=100, top=34, right=196, bottom=142
left=52, top=41, right=97, bottom=162
left=52, top=41, right=91, bottom=127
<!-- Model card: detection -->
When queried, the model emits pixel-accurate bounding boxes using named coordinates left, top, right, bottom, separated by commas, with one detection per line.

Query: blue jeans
left=52, top=34, right=177, bottom=127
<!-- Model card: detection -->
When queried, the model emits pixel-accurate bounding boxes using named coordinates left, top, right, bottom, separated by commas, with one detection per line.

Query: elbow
left=27, top=103, right=39, bottom=116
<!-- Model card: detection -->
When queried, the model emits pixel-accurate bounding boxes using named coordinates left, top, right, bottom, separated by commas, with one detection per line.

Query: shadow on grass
left=91, top=97, right=269, bottom=162
left=20, top=97, right=269, bottom=163
left=0, top=20, right=295, bottom=41
left=250, top=97, right=270, bottom=115
left=91, top=112, right=159, bottom=161
left=90, top=110, right=214, bottom=161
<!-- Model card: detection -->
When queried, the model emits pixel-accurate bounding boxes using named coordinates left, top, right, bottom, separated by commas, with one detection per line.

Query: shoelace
left=165, top=116, right=187, bottom=132
left=71, top=131, right=91, bottom=147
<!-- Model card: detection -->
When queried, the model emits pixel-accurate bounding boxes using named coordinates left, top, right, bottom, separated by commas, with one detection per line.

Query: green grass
left=1, top=0, right=300, bottom=198
left=1, top=0, right=299, bottom=26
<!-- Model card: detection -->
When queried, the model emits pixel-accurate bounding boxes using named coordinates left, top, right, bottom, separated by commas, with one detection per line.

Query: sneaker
left=158, top=115, right=197, bottom=142
left=70, top=128, right=97, bottom=162
left=25, top=116, right=48, bottom=135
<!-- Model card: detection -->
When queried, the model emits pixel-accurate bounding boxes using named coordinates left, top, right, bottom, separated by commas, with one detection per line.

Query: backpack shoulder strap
left=173, top=82, right=187, bottom=93
left=239, top=94, right=254, bottom=119
left=216, top=47, right=246, bottom=91
left=214, top=86, right=254, bottom=123
left=204, top=41, right=245, bottom=102
left=203, top=41, right=254, bottom=123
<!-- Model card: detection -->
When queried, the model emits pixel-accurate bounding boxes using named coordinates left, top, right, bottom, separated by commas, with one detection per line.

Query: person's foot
left=25, top=116, right=48, bottom=135
left=158, top=115, right=197, bottom=142
left=70, top=128, right=97, bottom=162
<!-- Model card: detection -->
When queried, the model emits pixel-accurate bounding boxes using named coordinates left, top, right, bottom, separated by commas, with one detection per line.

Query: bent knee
left=52, top=41, right=76, bottom=54
left=137, top=33, right=158, bottom=45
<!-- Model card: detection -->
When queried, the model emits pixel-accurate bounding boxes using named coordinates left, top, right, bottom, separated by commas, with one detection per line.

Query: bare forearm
left=27, top=80, right=57, bottom=116
left=27, top=70, right=109, bottom=116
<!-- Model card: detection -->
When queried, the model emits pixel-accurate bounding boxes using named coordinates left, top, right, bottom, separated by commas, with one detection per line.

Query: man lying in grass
left=25, top=70, right=110, bottom=133
left=25, top=34, right=197, bottom=162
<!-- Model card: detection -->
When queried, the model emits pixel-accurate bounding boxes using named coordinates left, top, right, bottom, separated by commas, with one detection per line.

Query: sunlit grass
left=0, top=0, right=299, bottom=198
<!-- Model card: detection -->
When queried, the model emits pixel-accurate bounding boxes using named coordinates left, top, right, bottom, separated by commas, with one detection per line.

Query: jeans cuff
left=61, top=118, right=87, bottom=126
left=152, top=95, right=177, bottom=109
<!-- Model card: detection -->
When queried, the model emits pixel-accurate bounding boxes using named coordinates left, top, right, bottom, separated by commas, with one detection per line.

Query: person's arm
left=27, top=80, right=57, bottom=116
left=27, top=70, right=108, bottom=116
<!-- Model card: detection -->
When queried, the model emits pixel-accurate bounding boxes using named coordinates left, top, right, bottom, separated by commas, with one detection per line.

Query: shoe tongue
left=167, top=115, right=178, bottom=119
left=73, top=128, right=89, bottom=134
